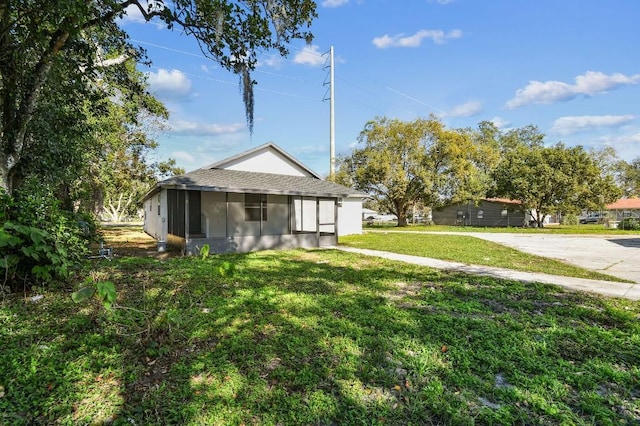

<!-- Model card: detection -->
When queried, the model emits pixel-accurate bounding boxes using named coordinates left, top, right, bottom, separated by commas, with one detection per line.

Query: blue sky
left=120, top=0, right=640, bottom=176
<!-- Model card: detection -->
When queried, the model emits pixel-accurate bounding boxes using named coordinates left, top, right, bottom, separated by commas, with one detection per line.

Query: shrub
left=0, top=185, right=97, bottom=292
left=618, top=217, right=640, bottom=231
left=561, top=214, right=579, bottom=226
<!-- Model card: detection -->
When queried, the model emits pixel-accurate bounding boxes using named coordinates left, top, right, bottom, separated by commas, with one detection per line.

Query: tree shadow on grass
left=2, top=244, right=639, bottom=424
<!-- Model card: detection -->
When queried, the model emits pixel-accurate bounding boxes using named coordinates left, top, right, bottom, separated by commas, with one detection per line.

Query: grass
left=0, top=227, right=639, bottom=425
left=365, top=222, right=640, bottom=235
left=340, top=232, right=629, bottom=282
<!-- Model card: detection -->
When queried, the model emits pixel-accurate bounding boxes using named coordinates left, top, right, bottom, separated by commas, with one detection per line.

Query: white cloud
left=430, top=0, right=455, bottom=3
left=490, top=116, right=510, bottom=129
left=506, top=71, right=640, bottom=109
left=322, top=0, right=349, bottom=7
left=170, top=151, right=196, bottom=163
left=169, top=120, right=246, bottom=136
left=550, top=115, right=636, bottom=135
left=292, top=144, right=328, bottom=156
left=594, top=131, right=640, bottom=159
left=372, top=29, right=462, bottom=48
left=293, top=45, right=325, bottom=66
left=444, top=101, right=483, bottom=118
left=258, top=54, right=284, bottom=68
left=147, top=69, right=192, bottom=99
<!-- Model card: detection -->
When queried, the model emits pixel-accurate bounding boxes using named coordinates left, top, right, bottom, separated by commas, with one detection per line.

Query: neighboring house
left=142, top=143, right=364, bottom=254
left=362, top=208, right=377, bottom=220
left=432, top=198, right=526, bottom=227
left=606, top=198, right=640, bottom=220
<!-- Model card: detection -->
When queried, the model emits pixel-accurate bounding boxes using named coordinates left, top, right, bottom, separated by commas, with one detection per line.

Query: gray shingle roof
left=157, top=168, right=363, bottom=198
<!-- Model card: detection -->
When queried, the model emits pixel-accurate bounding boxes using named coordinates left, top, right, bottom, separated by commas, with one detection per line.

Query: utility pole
left=329, top=46, right=336, bottom=178
left=323, top=46, right=336, bottom=179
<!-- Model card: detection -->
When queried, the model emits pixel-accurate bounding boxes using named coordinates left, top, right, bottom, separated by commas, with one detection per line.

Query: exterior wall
left=609, top=208, right=640, bottom=220
left=223, top=150, right=310, bottom=177
left=143, top=190, right=167, bottom=242
left=163, top=190, right=342, bottom=254
left=433, top=200, right=525, bottom=227
left=338, top=197, right=363, bottom=236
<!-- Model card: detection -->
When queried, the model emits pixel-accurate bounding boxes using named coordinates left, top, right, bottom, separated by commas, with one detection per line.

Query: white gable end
left=221, top=148, right=313, bottom=177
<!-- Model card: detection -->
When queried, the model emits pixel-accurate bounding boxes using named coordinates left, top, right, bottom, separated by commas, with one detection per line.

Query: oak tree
left=492, top=139, right=621, bottom=227
left=0, top=0, right=317, bottom=193
left=336, top=116, right=478, bottom=226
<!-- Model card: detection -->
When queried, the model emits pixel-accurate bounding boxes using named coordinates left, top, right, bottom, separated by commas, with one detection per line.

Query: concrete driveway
left=463, top=233, right=640, bottom=283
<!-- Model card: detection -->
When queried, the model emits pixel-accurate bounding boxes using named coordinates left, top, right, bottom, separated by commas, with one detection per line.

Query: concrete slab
left=460, top=233, right=640, bottom=284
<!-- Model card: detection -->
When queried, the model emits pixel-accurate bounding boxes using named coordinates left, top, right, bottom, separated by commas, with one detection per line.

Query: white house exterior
left=142, top=143, right=364, bottom=254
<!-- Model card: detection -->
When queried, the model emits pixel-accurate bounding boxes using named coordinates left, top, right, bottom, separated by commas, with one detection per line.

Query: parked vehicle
left=579, top=212, right=607, bottom=224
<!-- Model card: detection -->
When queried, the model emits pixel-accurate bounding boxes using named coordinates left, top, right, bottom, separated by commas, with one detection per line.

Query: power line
left=132, top=38, right=323, bottom=85
left=134, top=38, right=447, bottom=118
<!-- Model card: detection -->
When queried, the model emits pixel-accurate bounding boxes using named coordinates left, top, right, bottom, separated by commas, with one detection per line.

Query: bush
left=618, top=217, right=640, bottom=231
left=0, top=185, right=97, bottom=292
left=561, top=214, right=579, bottom=226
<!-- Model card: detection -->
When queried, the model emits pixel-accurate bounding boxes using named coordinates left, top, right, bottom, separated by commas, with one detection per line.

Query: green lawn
left=1, top=236, right=639, bottom=425
left=340, top=232, right=629, bottom=282
left=365, top=222, right=640, bottom=235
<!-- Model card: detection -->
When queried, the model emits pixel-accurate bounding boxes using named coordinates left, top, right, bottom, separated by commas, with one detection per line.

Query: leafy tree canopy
left=0, top=0, right=317, bottom=193
left=615, top=157, right=640, bottom=198
left=335, top=116, right=482, bottom=226
left=492, top=139, right=621, bottom=227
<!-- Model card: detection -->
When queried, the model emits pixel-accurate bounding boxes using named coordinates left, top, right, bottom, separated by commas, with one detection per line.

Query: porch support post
left=334, top=198, right=339, bottom=238
left=316, top=197, right=320, bottom=246
left=185, top=190, right=190, bottom=247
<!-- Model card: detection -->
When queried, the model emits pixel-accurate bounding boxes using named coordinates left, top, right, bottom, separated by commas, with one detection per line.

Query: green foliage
left=218, top=260, right=236, bottom=278
left=615, top=157, right=640, bottom=197
left=492, top=140, right=621, bottom=228
left=618, top=217, right=640, bottom=230
left=1, top=245, right=638, bottom=424
left=0, top=187, right=94, bottom=291
left=71, top=279, right=117, bottom=310
left=561, top=214, right=579, bottom=225
left=198, top=244, right=235, bottom=277
left=199, top=244, right=211, bottom=260
left=1, top=0, right=318, bottom=195
left=336, top=115, right=486, bottom=226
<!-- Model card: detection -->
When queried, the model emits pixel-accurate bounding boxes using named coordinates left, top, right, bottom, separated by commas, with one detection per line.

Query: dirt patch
left=96, top=225, right=179, bottom=259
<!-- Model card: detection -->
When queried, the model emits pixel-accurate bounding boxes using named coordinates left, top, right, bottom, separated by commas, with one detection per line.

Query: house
left=142, top=143, right=364, bottom=254
left=606, top=198, right=640, bottom=220
left=432, top=198, right=526, bottom=227
left=362, top=208, right=378, bottom=220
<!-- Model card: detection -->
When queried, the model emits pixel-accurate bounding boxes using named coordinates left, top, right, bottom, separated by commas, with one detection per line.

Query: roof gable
left=202, top=142, right=321, bottom=178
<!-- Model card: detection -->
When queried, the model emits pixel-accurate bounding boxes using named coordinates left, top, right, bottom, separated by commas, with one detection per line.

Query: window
left=245, top=194, right=267, bottom=222
left=456, top=210, right=465, bottom=219
left=477, top=209, right=484, bottom=219
left=501, top=209, right=508, bottom=218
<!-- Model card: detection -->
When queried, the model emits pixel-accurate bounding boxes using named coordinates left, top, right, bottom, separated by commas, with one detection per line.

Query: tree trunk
left=396, top=202, right=409, bottom=227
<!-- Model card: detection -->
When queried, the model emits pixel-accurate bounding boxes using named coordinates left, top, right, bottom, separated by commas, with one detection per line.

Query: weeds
left=0, top=229, right=638, bottom=425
